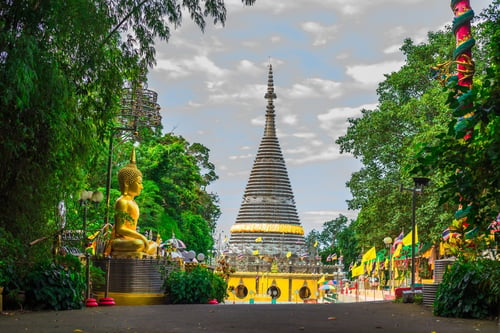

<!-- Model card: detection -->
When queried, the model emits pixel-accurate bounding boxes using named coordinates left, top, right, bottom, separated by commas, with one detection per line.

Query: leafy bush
left=25, top=254, right=85, bottom=310
left=163, top=265, right=227, bottom=304
left=0, top=227, right=24, bottom=287
left=434, top=258, right=500, bottom=319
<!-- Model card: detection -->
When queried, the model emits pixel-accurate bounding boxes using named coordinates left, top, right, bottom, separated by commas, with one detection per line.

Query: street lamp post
left=401, top=177, right=429, bottom=292
left=383, top=236, right=392, bottom=295
left=79, top=190, right=103, bottom=304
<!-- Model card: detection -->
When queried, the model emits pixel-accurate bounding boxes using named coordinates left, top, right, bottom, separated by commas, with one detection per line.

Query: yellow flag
left=223, top=236, right=228, bottom=243
left=88, top=231, right=100, bottom=241
left=317, top=275, right=325, bottom=284
left=352, top=263, right=364, bottom=277
left=393, top=244, right=402, bottom=257
left=313, top=240, right=318, bottom=247
left=439, top=242, right=445, bottom=256
left=362, top=246, right=377, bottom=262
left=286, top=251, right=292, bottom=258
left=252, top=249, right=259, bottom=255
left=394, top=267, right=399, bottom=279
left=402, top=225, right=418, bottom=245
left=255, top=237, right=262, bottom=242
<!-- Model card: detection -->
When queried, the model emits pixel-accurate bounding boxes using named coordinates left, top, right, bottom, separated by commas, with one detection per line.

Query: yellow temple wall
left=226, top=272, right=333, bottom=303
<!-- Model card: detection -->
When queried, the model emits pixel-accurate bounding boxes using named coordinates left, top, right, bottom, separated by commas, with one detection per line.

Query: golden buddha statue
left=109, top=148, right=157, bottom=257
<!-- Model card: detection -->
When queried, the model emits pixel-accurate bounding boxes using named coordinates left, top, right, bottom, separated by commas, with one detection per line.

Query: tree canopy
left=0, top=0, right=255, bottom=267
left=310, top=2, right=499, bottom=264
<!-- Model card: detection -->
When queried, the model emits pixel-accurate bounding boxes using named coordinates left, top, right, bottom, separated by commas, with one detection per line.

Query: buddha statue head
left=118, top=148, right=143, bottom=195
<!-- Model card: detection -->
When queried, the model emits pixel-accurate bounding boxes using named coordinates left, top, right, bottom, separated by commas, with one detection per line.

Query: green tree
left=337, top=35, right=453, bottom=247
left=306, top=214, right=358, bottom=271
left=135, top=133, right=219, bottom=254
left=411, top=1, right=500, bottom=255
left=0, top=0, right=255, bottom=280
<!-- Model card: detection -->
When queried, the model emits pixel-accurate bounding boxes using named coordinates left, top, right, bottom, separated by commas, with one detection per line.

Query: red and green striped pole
left=451, top=0, right=476, bottom=140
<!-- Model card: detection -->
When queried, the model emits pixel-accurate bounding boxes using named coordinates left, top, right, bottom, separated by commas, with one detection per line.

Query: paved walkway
left=1, top=301, right=497, bottom=333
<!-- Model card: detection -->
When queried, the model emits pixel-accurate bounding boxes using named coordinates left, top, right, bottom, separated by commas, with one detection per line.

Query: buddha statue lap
left=108, top=148, right=157, bottom=258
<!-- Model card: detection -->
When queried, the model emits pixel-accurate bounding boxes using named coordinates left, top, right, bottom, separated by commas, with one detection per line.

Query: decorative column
left=451, top=0, right=476, bottom=139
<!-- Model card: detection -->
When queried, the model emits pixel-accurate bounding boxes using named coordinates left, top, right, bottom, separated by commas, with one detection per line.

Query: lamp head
left=413, top=177, right=430, bottom=187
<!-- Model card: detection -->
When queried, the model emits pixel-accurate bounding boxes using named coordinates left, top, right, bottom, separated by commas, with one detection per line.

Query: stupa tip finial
left=130, top=147, right=136, bottom=164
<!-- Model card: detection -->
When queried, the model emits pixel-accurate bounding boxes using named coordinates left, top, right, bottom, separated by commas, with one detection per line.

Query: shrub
left=163, top=265, right=227, bottom=304
left=434, top=258, right=500, bottom=319
left=25, top=254, right=86, bottom=310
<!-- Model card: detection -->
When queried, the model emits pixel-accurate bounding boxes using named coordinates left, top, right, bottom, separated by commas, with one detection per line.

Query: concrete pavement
left=1, top=301, right=497, bottom=333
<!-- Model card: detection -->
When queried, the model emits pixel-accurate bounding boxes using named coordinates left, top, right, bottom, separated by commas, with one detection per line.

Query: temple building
left=224, top=65, right=338, bottom=303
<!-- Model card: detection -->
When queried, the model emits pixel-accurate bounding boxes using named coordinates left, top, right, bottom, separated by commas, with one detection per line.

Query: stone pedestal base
left=111, top=251, right=151, bottom=259
left=93, top=258, right=174, bottom=305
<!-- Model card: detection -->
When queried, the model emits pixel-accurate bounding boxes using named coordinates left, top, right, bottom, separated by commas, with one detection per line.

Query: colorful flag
left=313, top=240, right=318, bottom=247
left=402, top=225, right=418, bottom=245
left=392, top=231, right=404, bottom=249
left=237, top=253, right=244, bottom=259
left=362, top=247, right=376, bottom=262
left=252, top=249, right=259, bottom=255
left=442, top=228, right=452, bottom=241
left=442, top=227, right=459, bottom=241
left=393, top=244, right=402, bottom=257
left=331, top=253, right=337, bottom=261
left=326, top=254, right=332, bottom=262
left=286, top=251, right=292, bottom=258
left=488, top=213, right=500, bottom=233
left=465, top=227, right=478, bottom=239
left=255, top=237, right=262, bottom=242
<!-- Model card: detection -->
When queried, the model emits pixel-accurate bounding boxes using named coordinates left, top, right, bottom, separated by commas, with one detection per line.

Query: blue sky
left=147, top=0, right=492, bottom=238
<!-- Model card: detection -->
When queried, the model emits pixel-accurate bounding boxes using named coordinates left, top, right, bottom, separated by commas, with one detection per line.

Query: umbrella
left=319, top=285, right=335, bottom=290
left=162, top=232, right=186, bottom=250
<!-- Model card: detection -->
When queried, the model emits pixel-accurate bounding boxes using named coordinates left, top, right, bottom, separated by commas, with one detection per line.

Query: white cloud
left=251, top=115, right=266, bottom=127
left=383, top=44, right=402, bottom=54
left=229, top=153, right=253, bottom=160
left=293, top=132, right=316, bottom=139
left=271, top=35, right=282, bottom=43
left=237, top=59, right=260, bottom=74
left=155, top=58, right=190, bottom=79
left=301, top=21, right=339, bottom=46
left=286, top=78, right=342, bottom=99
left=287, top=145, right=344, bottom=165
left=283, top=114, right=298, bottom=125
left=317, top=103, right=377, bottom=142
left=345, top=61, right=404, bottom=85
left=301, top=209, right=358, bottom=232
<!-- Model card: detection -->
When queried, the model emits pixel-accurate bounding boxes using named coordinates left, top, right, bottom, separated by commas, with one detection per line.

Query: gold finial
left=130, top=147, right=136, bottom=164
